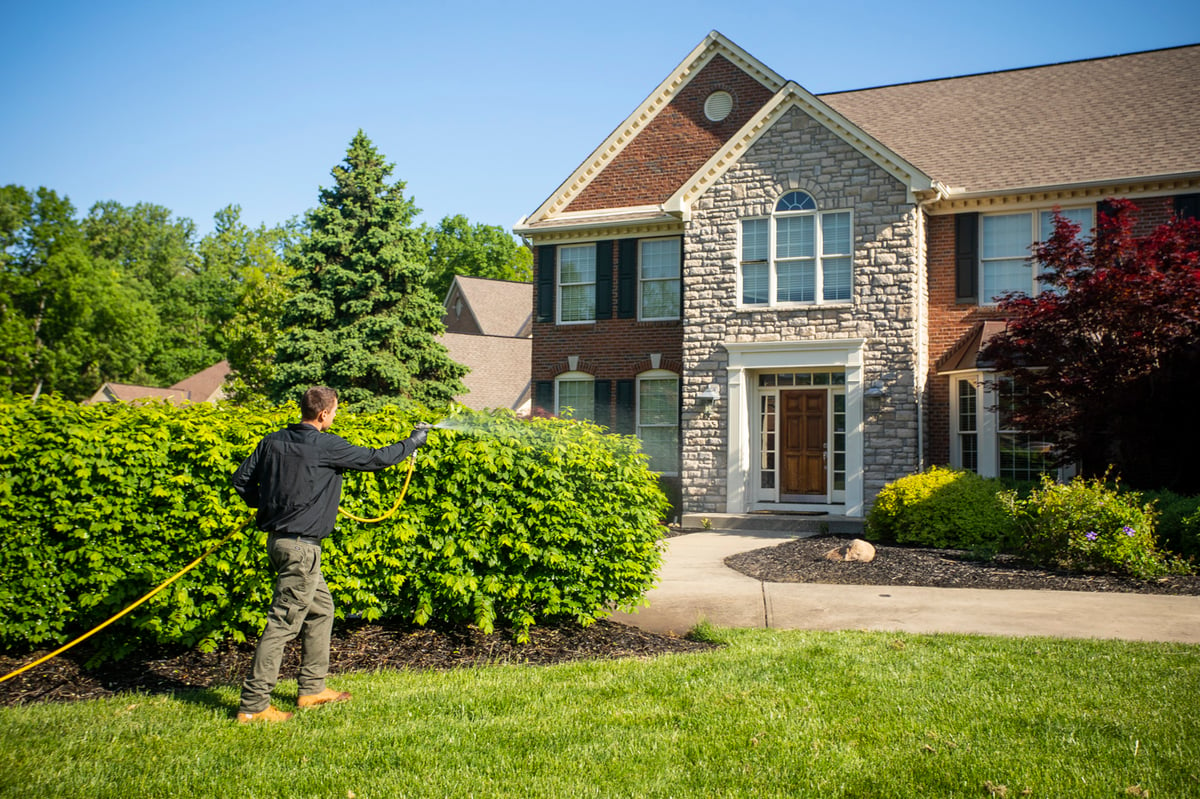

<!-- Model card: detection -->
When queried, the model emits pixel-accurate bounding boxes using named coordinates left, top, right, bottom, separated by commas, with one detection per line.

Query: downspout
left=914, top=182, right=950, bottom=472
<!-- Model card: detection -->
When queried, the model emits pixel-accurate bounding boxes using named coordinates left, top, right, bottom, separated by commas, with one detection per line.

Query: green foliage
left=1140, top=489, right=1200, bottom=561
left=422, top=213, right=532, bottom=300
left=270, top=131, right=467, bottom=411
left=1013, top=474, right=1184, bottom=578
left=1, top=187, right=160, bottom=400
left=0, top=398, right=666, bottom=659
left=866, top=466, right=1017, bottom=551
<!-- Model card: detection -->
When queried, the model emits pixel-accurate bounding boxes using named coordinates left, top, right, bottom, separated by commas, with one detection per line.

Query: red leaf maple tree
left=981, top=199, right=1200, bottom=492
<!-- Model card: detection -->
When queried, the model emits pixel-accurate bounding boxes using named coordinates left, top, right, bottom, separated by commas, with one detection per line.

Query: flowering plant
left=1015, top=473, right=1184, bottom=578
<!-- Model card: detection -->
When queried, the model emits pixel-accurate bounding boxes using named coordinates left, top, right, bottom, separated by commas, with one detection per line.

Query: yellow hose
left=0, top=456, right=418, bottom=686
left=337, top=455, right=416, bottom=523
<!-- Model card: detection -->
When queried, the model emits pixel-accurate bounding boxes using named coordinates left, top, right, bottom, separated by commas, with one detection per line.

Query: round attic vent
left=704, top=90, right=733, bottom=122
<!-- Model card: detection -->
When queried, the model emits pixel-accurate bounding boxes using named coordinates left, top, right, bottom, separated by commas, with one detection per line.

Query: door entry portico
left=781, top=389, right=827, bottom=499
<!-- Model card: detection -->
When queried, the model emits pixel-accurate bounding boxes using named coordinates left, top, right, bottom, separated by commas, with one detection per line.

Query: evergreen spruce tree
left=269, top=131, right=467, bottom=410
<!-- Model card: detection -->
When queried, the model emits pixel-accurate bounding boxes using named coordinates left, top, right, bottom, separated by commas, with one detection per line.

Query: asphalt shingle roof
left=819, top=45, right=1200, bottom=194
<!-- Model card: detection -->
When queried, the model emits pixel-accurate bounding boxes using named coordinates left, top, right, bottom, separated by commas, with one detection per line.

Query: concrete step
left=680, top=512, right=864, bottom=537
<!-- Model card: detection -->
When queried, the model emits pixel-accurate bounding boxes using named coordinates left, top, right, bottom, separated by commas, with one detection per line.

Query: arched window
left=739, top=191, right=852, bottom=306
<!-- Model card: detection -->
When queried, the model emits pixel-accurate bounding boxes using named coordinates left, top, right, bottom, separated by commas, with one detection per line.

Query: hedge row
left=0, top=398, right=668, bottom=659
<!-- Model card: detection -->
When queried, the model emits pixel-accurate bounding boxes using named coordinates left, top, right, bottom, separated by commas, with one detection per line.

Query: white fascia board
left=524, top=31, right=786, bottom=227
left=666, top=83, right=934, bottom=212
left=928, top=171, right=1200, bottom=215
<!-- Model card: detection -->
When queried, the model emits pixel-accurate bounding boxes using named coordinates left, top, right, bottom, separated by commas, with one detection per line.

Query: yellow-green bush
left=0, top=398, right=668, bottom=660
left=866, top=466, right=1017, bottom=552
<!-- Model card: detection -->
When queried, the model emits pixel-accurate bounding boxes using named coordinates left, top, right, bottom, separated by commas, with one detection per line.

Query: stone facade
left=680, top=106, right=923, bottom=514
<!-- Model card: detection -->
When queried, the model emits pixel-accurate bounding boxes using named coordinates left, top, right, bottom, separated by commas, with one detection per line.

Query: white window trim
left=636, top=369, right=680, bottom=476
left=638, top=237, right=681, bottom=322
left=978, top=204, right=1094, bottom=305
left=737, top=200, right=855, bottom=309
left=948, top=370, right=1076, bottom=482
left=556, top=243, right=596, bottom=325
left=554, top=371, right=594, bottom=420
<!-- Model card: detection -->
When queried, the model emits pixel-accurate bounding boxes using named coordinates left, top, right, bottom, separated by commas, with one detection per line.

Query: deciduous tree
left=981, top=200, right=1200, bottom=492
left=423, top=214, right=531, bottom=300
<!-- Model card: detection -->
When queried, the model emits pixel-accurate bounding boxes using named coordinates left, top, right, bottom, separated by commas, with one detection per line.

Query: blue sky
left=3, top=0, right=1196, bottom=238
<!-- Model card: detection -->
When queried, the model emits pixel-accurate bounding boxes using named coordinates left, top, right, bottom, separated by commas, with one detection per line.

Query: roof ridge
left=818, top=42, right=1200, bottom=97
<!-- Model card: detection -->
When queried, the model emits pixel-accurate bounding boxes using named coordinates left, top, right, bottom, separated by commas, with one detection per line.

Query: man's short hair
left=300, top=386, right=338, bottom=421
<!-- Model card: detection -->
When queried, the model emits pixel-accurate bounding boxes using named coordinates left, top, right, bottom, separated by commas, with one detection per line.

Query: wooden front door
left=781, top=390, right=827, bottom=497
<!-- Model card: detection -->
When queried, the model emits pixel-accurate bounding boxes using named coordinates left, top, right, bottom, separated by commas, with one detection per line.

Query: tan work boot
left=236, top=705, right=293, bottom=723
left=298, top=688, right=352, bottom=708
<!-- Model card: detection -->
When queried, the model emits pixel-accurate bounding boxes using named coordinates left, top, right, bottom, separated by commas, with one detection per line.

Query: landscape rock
left=845, top=539, right=877, bottom=563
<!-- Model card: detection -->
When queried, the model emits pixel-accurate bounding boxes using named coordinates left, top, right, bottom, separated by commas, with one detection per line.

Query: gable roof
left=518, top=38, right=1200, bottom=235
left=86, top=360, right=230, bottom=405
left=444, top=276, right=532, bottom=338
left=820, top=45, right=1200, bottom=198
left=663, top=81, right=934, bottom=214
left=517, top=31, right=785, bottom=232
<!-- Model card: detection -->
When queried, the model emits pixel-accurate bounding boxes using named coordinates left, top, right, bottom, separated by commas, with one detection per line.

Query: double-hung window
left=740, top=191, right=853, bottom=307
left=637, top=371, right=679, bottom=474
left=981, top=207, right=1093, bottom=302
left=639, top=238, right=681, bottom=320
left=558, top=244, right=596, bottom=323
left=555, top=372, right=594, bottom=421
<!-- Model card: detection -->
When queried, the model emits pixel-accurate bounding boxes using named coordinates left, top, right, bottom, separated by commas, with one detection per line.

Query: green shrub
left=0, top=398, right=668, bottom=660
left=1140, top=489, right=1200, bottom=561
left=867, top=466, right=1017, bottom=552
left=1015, top=475, right=1184, bottom=578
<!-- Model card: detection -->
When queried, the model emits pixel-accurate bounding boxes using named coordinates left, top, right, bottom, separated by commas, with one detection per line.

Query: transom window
left=639, top=238, right=681, bottom=321
left=740, top=191, right=853, bottom=307
left=557, top=244, right=596, bottom=323
left=981, top=207, right=1093, bottom=302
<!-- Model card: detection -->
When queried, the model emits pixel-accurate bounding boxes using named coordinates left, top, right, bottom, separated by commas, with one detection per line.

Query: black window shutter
left=615, top=380, right=635, bottom=434
left=1097, top=199, right=1120, bottom=222
left=1176, top=194, right=1200, bottom=221
left=595, top=240, right=613, bottom=319
left=536, top=245, right=556, bottom=323
left=617, top=238, right=638, bottom=319
left=954, top=213, right=979, bottom=304
left=593, top=380, right=612, bottom=429
left=534, top=381, right=554, bottom=416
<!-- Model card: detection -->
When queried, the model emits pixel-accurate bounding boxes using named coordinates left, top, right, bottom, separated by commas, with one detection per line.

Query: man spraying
left=232, top=386, right=428, bottom=723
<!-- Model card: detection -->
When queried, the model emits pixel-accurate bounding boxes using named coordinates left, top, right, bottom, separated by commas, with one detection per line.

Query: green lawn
left=1, top=628, right=1197, bottom=798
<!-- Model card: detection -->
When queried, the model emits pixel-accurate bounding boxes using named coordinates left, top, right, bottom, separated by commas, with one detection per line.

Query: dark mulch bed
left=726, top=535, right=1200, bottom=596
left=0, top=620, right=715, bottom=708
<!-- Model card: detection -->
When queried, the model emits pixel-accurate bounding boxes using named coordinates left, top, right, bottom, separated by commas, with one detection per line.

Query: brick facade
left=530, top=243, right=683, bottom=429
left=567, top=55, right=776, bottom=213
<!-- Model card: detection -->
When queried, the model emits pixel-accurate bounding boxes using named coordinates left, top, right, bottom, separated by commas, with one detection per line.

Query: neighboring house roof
left=86, top=360, right=230, bottom=405
left=443, top=276, right=532, bottom=338
left=441, top=333, right=532, bottom=413
left=169, top=359, right=231, bottom=403
left=516, top=33, right=1200, bottom=234
left=820, top=45, right=1200, bottom=197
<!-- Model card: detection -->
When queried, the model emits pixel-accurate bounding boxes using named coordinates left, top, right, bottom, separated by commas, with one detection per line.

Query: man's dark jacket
left=233, top=423, right=426, bottom=541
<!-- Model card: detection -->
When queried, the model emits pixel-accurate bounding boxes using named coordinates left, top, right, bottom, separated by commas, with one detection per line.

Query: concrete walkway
left=609, top=530, right=1200, bottom=644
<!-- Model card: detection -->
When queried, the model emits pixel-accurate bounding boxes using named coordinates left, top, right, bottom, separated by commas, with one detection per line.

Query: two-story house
left=515, top=31, right=1199, bottom=519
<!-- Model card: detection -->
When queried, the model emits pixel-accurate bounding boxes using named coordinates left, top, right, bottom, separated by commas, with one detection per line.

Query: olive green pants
left=238, top=535, right=333, bottom=714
